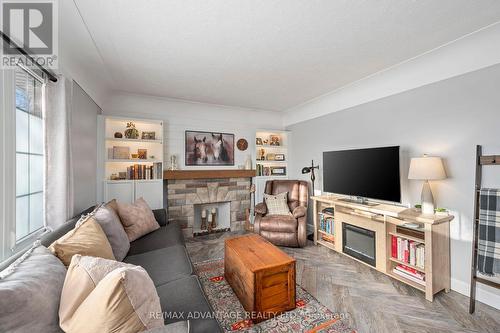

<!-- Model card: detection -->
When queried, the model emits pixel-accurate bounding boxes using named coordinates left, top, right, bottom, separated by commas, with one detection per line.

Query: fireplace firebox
left=342, top=223, right=376, bottom=267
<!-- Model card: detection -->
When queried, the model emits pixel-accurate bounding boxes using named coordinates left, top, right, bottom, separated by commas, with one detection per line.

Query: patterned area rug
left=194, top=259, right=356, bottom=333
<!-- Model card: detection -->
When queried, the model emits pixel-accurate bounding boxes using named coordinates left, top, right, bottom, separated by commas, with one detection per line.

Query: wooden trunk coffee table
left=224, top=234, right=296, bottom=322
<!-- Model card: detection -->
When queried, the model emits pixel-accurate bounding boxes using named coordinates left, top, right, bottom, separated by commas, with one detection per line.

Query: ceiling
left=73, top=0, right=500, bottom=111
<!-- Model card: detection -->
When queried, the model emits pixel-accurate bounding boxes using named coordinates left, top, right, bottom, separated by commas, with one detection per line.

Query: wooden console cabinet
left=311, top=195, right=454, bottom=301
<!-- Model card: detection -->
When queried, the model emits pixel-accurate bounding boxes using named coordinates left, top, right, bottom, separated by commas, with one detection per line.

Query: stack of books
left=391, top=235, right=425, bottom=269
left=319, top=213, right=334, bottom=235
left=393, top=264, right=425, bottom=286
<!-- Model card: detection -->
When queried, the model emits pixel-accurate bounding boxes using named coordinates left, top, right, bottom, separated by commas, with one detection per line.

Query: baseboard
left=451, top=277, right=500, bottom=310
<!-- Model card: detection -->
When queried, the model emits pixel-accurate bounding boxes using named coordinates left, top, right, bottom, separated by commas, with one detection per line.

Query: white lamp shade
left=408, top=156, right=446, bottom=180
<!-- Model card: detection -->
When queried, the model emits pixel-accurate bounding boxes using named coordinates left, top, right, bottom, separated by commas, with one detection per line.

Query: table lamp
left=408, top=155, right=447, bottom=215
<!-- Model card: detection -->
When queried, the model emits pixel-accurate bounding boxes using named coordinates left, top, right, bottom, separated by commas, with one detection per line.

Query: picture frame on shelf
left=138, top=149, right=148, bottom=159
left=275, top=153, right=285, bottom=161
left=270, top=135, right=281, bottom=146
left=141, top=131, right=156, bottom=140
left=270, top=166, right=286, bottom=175
left=112, top=146, right=130, bottom=159
left=256, top=137, right=263, bottom=145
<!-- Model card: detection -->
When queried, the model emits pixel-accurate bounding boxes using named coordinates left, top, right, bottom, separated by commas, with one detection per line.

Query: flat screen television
left=322, top=146, right=401, bottom=203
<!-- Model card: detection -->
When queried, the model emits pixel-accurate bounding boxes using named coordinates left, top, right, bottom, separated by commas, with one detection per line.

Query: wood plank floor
left=185, top=231, right=500, bottom=333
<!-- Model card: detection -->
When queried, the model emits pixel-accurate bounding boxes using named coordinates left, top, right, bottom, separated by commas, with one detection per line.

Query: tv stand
left=311, top=194, right=454, bottom=302
left=337, top=197, right=379, bottom=207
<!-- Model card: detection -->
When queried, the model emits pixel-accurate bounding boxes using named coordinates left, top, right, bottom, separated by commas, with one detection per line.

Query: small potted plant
left=124, top=122, right=139, bottom=139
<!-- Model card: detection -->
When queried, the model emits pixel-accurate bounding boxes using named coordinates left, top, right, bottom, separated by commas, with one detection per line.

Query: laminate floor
left=185, top=231, right=500, bottom=333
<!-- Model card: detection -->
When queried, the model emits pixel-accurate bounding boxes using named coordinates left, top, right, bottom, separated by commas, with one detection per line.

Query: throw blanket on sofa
left=478, top=188, right=500, bottom=276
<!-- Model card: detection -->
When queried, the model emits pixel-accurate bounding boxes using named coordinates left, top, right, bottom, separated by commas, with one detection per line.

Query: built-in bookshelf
left=311, top=195, right=454, bottom=302
left=97, top=116, right=164, bottom=209
left=254, top=130, right=290, bottom=203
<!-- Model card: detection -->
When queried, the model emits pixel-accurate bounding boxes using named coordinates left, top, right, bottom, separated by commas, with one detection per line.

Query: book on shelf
left=391, top=235, right=425, bottom=269
left=393, top=265, right=425, bottom=286
left=394, top=264, right=425, bottom=281
left=319, top=213, right=334, bottom=235
left=125, top=162, right=162, bottom=180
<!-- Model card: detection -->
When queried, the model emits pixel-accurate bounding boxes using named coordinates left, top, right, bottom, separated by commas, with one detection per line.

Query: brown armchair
left=254, top=180, right=309, bottom=247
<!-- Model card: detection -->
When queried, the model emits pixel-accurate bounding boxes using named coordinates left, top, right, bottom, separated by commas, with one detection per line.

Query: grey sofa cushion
left=93, top=205, right=130, bottom=261
left=156, top=276, right=222, bottom=333
left=128, top=222, right=184, bottom=256
left=0, top=245, right=66, bottom=333
left=124, top=245, right=193, bottom=286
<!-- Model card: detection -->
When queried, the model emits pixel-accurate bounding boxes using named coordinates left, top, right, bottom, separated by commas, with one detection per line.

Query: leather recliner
left=254, top=180, right=309, bottom=248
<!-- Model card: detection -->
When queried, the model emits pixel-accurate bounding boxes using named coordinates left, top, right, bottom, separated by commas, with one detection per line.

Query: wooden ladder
left=469, top=145, right=500, bottom=313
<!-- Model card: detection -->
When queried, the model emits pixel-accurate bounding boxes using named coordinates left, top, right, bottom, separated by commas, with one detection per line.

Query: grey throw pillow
left=92, top=205, right=130, bottom=261
left=0, top=244, right=66, bottom=333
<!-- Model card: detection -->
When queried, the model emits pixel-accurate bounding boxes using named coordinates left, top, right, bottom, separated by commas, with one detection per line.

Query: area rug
left=194, top=259, right=356, bottom=333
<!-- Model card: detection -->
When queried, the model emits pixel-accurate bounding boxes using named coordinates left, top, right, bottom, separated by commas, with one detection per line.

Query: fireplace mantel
left=164, top=169, right=256, bottom=180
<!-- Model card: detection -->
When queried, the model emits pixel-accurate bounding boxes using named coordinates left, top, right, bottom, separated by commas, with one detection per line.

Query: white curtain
left=44, top=76, right=74, bottom=229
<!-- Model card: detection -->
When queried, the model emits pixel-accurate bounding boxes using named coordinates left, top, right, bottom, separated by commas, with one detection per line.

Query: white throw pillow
left=264, top=192, right=292, bottom=216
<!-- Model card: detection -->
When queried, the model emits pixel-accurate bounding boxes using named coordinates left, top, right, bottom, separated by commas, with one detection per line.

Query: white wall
left=103, top=93, right=284, bottom=169
left=71, top=83, right=102, bottom=213
left=285, top=64, right=500, bottom=309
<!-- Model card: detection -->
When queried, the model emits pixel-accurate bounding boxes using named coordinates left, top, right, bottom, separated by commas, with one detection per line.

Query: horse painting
left=185, top=130, right=234, bottom=165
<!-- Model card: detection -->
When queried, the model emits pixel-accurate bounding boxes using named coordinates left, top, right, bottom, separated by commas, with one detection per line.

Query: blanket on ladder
left=478, top=188, right=500, bottom=276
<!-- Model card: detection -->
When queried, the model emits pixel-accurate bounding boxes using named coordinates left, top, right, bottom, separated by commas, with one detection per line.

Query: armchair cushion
left=264, top=192, right=292, bottom=216
left=255, top=202, right=267, bottom=215
left=259, top=215, right=297, bottom=233
left=292, top=206, right=307, bottom=219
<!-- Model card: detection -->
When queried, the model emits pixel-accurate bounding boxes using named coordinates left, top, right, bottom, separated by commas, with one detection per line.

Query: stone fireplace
left=166, top=173, right=252, bottom=237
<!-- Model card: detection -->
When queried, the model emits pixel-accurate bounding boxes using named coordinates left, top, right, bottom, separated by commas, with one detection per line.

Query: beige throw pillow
left=48, top=215, right=115, bottom=266
left=264, top=192, right=292, bottom=216
left=60, top=255, right=163, bottom=333
left=117, top=197, right=160, bottom=242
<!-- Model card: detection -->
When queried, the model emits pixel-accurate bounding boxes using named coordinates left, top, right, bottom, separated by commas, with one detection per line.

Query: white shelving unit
left=254, top=129, right=291, bottom=204
left=97, top=116, right=164, bottom=209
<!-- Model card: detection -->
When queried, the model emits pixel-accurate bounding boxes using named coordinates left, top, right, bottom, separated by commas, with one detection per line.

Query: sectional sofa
left=0, top=207, right=222, bottom=333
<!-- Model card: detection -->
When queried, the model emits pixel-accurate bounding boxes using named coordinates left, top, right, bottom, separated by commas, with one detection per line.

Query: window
left=14, top=66, right=45, bottom=242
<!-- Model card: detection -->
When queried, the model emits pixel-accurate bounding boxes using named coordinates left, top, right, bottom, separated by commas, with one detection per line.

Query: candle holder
left=200, top=209, right=207, bottom=230
left=207, top=213, right=213, bottom=233
left=200, top=216, right=207, bottom=230
left=211, top=208, right=217, bottom=229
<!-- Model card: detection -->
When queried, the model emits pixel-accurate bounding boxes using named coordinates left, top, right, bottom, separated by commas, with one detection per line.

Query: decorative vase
left=114, top=132, right=123, bottom=138
left=124, top=122, right=139, bottom=139
left=169, top=155, right=178, bottom=170
left=245, top=155, right=252, bottom=170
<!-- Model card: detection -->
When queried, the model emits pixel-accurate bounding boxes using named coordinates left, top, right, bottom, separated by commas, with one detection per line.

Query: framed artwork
left=270, top=135, right=281, bottom=146
left=270, top=166, right=286, bottom=175
left=141, top=131, right=156, bottom=140
left=112, top=146, right=130, bottom=159
left=137, top=149, right=147, bottom=159
left=185, top=130, right=234, bottom=166
left=275, top=153, right=285, bottom=161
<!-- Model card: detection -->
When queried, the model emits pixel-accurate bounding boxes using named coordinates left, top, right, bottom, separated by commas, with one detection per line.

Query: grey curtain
left=44, top=76, right=74, bottom=229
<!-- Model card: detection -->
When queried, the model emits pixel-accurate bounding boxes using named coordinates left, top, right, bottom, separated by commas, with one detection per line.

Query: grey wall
left=286, top=64, right=500, bottom=308
left=71, top=82, right=101, bottom=213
